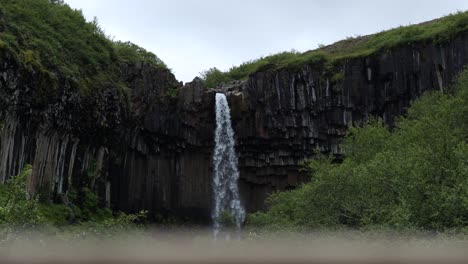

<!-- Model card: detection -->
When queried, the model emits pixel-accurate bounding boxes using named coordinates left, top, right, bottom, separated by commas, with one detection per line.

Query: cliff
left=108, top=32, right=468, bottom=220
left=1, top=3, right=468, bottom=222
left=87, top=32, right=468, bottom=220
left=228, top=33, right=468, bottom=212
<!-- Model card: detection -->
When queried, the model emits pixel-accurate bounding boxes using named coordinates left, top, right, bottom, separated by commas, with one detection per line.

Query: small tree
left=0, top=165, right=41, bottom=228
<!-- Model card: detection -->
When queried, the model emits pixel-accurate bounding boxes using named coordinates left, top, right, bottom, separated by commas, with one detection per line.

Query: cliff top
left=201, top=11, right=468, bottom=88
left=0, top=0, right=466, bottom=93
left=0, top=0, right=168, bottom=93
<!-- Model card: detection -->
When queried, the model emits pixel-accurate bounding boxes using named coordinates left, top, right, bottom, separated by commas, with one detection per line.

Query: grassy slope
left=0, top=0, right=167, bottom=94
left=201, top=11, right=468, bottom=88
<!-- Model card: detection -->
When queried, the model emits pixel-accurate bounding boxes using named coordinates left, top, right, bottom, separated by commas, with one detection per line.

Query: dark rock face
left=0, top=48, right=128, bottom=199
left=110, top=71, right=217, bottom=220
left=228, top=34, right=468, bottom=212
left=0, top=33, right=467, bottom=222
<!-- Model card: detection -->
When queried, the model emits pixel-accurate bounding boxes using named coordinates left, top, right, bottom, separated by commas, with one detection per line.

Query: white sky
left=65, top=0, right=468, bottom=83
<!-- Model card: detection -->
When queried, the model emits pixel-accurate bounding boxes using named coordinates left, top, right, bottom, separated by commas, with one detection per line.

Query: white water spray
left=212, top=93, right=245, bottom=237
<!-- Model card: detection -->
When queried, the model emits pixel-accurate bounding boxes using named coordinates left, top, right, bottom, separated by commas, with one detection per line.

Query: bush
left=114, top=41, right=167, bottom=68
left=248, top=68, right=468, bottom=232
left=0, top=165, right=41, bottom=228
left=37, top=203, right=71, bottom=226
left=0, top=164, right=147, bottom=238
left=218, top=210, right=236, bottom=228
left=200, top=67, right=231, bottom=88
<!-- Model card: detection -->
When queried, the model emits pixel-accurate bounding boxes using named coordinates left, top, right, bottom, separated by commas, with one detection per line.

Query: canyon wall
left=0, top=33, right=467, bottom=221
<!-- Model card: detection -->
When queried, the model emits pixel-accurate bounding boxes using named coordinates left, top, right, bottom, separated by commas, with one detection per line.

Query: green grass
left=0, top=0, right=168, bottom=95
left=201, top=11, right=468, bottom=88
left=200, top=50, right=327, bottom=88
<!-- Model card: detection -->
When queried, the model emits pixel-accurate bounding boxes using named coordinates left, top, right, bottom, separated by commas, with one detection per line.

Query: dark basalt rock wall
left=0, top=48, right=129, bottom=200
left=0, top=33, right=467, bottom=222
left=110, top=64, right=217, bottom=220
left=228, top=34, right=468, bottom=213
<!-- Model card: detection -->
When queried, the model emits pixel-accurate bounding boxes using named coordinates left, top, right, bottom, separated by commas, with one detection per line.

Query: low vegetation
left=114, top=41, right=167, bottom=68
left=248, top=67, right=468, bottom=232
left=0, top=165, right=40, bottom=228
left=201, top=11, right=468, bottom=88
left=0, top=165, right=146, bottom=239
left=0, top=0, right=167, bottom=94
left=200, top=50, right=327, bottom=88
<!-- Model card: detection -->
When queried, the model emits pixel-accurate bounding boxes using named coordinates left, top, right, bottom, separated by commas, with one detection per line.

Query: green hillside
left=0, top=0, right=167, bottom=93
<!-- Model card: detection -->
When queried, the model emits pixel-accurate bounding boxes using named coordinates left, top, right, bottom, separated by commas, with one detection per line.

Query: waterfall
left=212, top=93, right=245, bottom=237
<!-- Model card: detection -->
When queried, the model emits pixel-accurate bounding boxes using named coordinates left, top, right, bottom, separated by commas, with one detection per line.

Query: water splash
left=212, top=93, right=245, bottom=238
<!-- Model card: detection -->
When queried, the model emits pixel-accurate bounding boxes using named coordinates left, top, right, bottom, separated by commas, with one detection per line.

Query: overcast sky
left=65, top=0, right=468, bottom=83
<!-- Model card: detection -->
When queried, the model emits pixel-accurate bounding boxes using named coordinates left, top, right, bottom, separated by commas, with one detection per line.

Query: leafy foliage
left=37, top=203, right=71, bottom=226
left=0, top=165, right=40, bottom=228
left=165, top=85, right=180, bottom=98
left=114, top=41, right=167, bottom=68
left=200, top=67, right=232, bottom=89
left=218, top=210, right=236, bottom=228
left=0, top=165, right=147, bottom=237
left=248, top=68, right=468, bottom=232
left=201, top=11, right=468, bottom=88
left=1, top=0, right=112, bottom=75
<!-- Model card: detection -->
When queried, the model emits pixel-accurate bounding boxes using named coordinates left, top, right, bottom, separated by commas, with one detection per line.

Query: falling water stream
left=212, top=93, right=245, bottom=239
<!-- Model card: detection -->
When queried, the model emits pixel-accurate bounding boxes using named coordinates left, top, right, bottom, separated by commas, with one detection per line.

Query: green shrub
left=165, top=85, right=180, bottom=98
left=114, top=41, right=167, bottom=68
left=218, top=210, right=236, bottom=228
left=331, top=72, right=344, bottom=83
left=37, top=203, right=71, bottom=226
left=0, top=165, right=41, bottom=228
left=0, top=164, right=147, bottom=236
left=200, top=67, right=231, bottom=88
